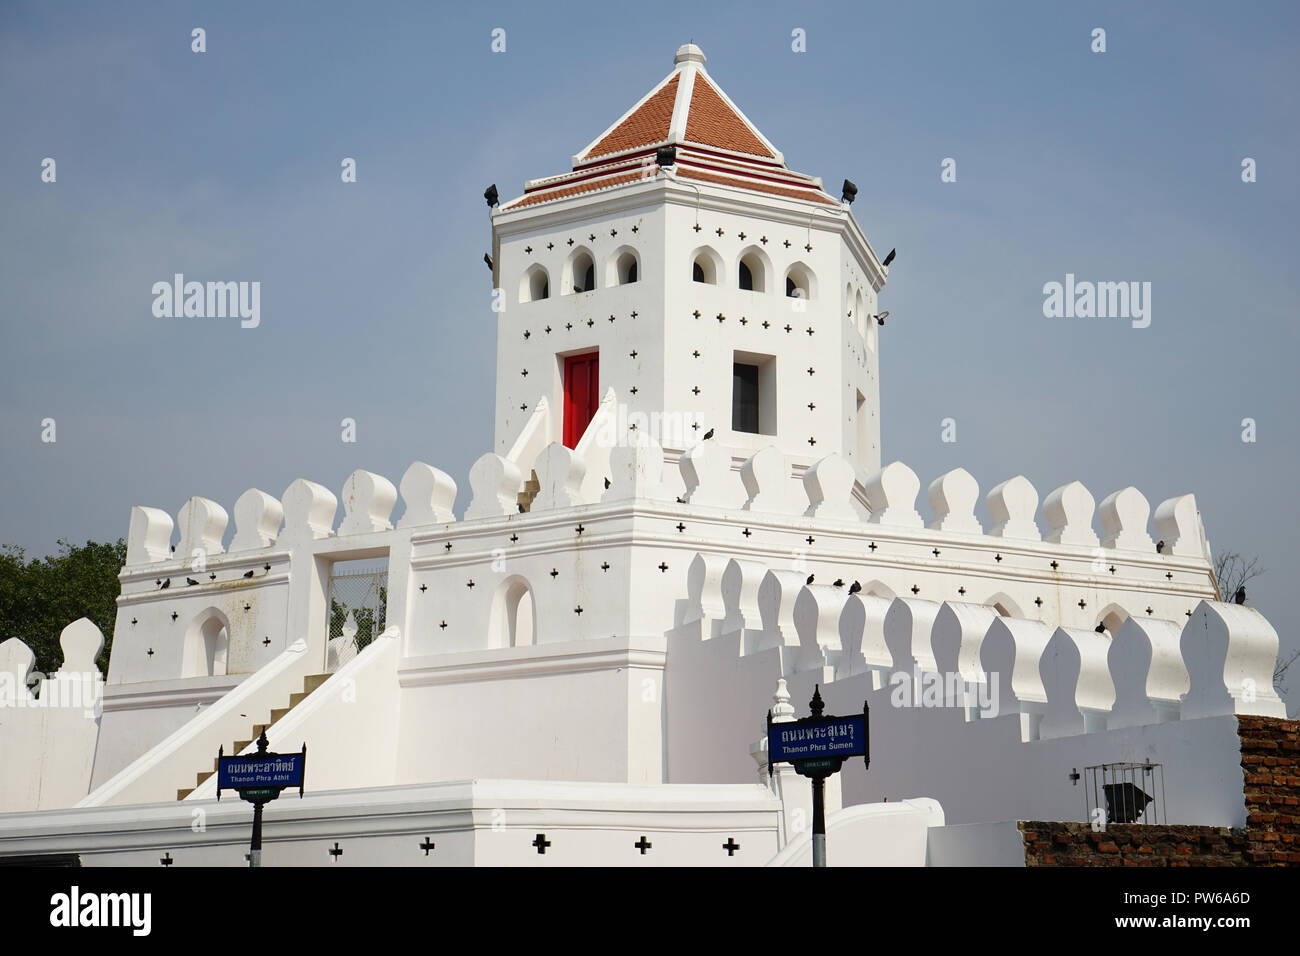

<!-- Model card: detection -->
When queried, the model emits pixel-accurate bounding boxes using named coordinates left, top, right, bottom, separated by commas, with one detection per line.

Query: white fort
left=0, top=45, right=1287, bottom=866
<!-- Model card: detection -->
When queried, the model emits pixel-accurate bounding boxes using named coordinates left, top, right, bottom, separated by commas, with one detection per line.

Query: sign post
left=216, top=730, right=307, bottom=868
left=766, top=685, right=868, bottom=867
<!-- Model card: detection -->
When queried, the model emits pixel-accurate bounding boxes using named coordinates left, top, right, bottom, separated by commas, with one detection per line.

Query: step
left=269, top=707, right=290, bottom=724
left=302, top=673, right=330, bottom=695
left=177, top=787, right=194, bottom=800
left=195, top=770, right=213, bottom=787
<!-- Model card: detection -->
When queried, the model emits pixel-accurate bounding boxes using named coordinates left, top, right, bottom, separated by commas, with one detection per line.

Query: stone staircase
left=516, top=469, right=540, bottom=513
left=177, top=673, right=330, bottom=800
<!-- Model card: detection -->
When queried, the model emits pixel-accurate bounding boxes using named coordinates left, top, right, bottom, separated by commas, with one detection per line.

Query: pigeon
left=702, top=428, right=715, bottom=441
left=1156, top=540, right=1165, bottom=554
left=604, top=477, right=611, bottom=489
left=806, top=574, right=815, bottom=585
left=243, top=570, right=255, bottom=578
left=186, top=577, right=199, bottom=586
left=832, top=578, right=845, bottom=588
left=159, top=578, right=170, bottom=590
left=1095, top=623, right=1107, bottom=633
left=483, top=253, right=494, bottom=270
left=882, top=248, right=896, bottom=267
left=1233, top=586, right=1246, bottom=605
left=848, top=581, right=862, bottom=594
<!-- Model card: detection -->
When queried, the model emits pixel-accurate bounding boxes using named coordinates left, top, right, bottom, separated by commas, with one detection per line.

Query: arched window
left=785, top=262, right=814, bottom=300
left=690, top=248, right=720, bottom=285
left=489, top=577, right=536, bottom=648
left=607, top=248, right=640, bottom=286
left=520, top=264, right=550, bottom=303
left=566, top=249, right=596, bottom=295
left=737, top=248, right=768, bottom=293
left=182, top=610, right=230, bottom=678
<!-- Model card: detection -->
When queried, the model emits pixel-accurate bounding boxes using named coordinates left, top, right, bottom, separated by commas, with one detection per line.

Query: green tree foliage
left=328, top=586, right=387, bottom=654
left=0, top=539, right=125, bottom=676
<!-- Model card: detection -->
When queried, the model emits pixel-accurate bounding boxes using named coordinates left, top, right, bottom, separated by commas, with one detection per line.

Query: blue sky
left=2, top=1, right=1297, bottom=705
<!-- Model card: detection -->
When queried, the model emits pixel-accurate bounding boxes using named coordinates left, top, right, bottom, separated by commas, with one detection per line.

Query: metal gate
left=326, top=561, right=388, bottom=673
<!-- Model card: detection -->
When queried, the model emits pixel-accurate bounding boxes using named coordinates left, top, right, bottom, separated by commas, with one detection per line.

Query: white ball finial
left=674, top=43, right=706, bottom=66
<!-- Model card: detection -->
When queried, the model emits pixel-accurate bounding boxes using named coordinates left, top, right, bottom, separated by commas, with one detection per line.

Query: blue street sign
left=218, top=750, right=305, bottom=793
left=768, top=713, right=868, bottom=765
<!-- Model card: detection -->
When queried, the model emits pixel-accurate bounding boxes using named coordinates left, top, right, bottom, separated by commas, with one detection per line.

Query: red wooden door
left=563, top=351, right=599, bottom=448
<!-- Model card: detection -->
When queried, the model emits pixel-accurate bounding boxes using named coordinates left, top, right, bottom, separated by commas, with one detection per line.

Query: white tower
left=490, top=44, right=889, bottom=498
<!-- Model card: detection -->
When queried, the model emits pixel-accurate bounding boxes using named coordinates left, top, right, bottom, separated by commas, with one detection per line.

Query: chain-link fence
left=326, top=562, right=388, bottom=673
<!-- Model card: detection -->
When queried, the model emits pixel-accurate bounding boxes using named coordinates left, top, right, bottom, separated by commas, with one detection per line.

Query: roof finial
left=674, top=43, right=706, bottom=67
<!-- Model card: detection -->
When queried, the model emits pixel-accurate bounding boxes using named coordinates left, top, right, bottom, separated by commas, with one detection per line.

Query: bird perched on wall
left=483, top=253, right=494, bottom=271
left=243, top=570, right=255, bottom=579
left=882, top=248, right=896, bottom=267
left=1095, top=623, right=1106, bottom=633
left=832, top=578, right=845, bottom=588
left=1156, top=540, right=1165, bottom=554
left=159, top=578, right=170, bottom=589
left=604, top=477, right=611, bottom=489
left=1233, top=586, right=1246, bottom=605
left=186, top=577, right=199, bottom=586
left=806, top=573, right=815, bottom=585
left=702, top=428, right=715, bottom=440
left=848, top=581, right=862, bottom=594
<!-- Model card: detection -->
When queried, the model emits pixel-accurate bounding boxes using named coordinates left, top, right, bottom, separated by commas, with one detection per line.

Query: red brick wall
left=1238, top=715, right=1300, bottom=865
left=1020, top=716, right=1298, bottom=867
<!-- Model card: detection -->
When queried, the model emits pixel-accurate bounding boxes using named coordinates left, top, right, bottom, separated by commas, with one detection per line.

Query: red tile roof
left=501, top=47, right=838, bottom=212
left=684, top=75, right=774, bottom=158
left=586, top=75, right=679, bottom=159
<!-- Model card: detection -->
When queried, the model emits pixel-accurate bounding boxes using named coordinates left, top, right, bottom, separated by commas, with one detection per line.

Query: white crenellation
left=0, top=638, right=36, bottom=703
left=756, top=569, right=804, bottom=652
left=531, top=443, right=588, bottom=510
left=280, top=479, right=338, bottom=539
left=338, top=469, right=398, bottom=535
left=980, top=617, right=1055, bottom=740
left=680, top=440, right=741, bottom=508
left=802, top=454, right=857, bottom=521
left=1180, top=600, right=1287, bottom=718
left=930, top=601, right=998, bottom=717
left=230, top=489, right=284, bottom=552
left=926, top=468, right=982, bottom=535
left=1039, top=626, right=1116, bottom=739
left=398, top=462, right=458, bottom=528
left=602, top=440, right=668, bottom=502
left=865, top=461, right=923, bottom=528
left=56, top=618, right=105, bottom=675
left=1153, top=494, right=1201, bottom=558
left=1042, top=480, right=1099, bottom=548
left=1108, top=616, right=1188, bottom=728
left=836, top=594, right=891, bottom=686
left=986, top=476, right=1040, bottom=541
left=126, top=506, right=173, bottom=566
left=792, top=585, right=846, bottom=675
left=176, top=496, right=228, bottom=560
left=741, top=445, right=791, bottom=513
left=720, top=557, right=766, bottom=645
left=682, top=552, right=729, bottom=638
left=883, top=597, right=942, bottom=673
left=466, top=453, right=524, bottom=519
left=1099, top=486, right=1154, bottom=552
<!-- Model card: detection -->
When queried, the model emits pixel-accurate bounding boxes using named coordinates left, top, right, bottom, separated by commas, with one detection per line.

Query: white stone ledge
left=398, top=636, right=668, bottom=687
